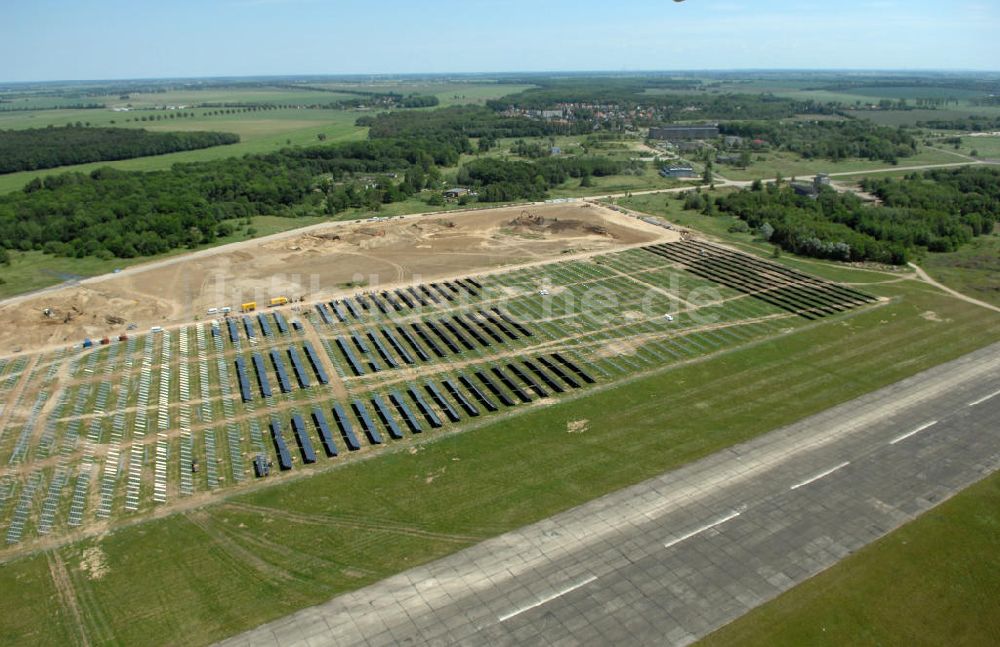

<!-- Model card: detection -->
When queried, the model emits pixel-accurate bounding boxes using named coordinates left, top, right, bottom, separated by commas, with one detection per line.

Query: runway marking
left=790, top=461, right=850, bottom=490
left=498, top=575, right=598, bottom=623
left=889, top=420, right=938, bottom=445
left=969, top=390, right=1000, bottom=407
left=663, top=510, right=741, bottom=549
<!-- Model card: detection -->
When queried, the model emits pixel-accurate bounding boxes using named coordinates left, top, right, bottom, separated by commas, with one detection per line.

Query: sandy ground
left=0, top=202, right=673, bottom=355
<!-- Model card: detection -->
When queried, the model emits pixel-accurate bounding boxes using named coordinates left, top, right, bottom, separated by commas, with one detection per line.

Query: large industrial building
left=649, top=124, right=720, bottom=141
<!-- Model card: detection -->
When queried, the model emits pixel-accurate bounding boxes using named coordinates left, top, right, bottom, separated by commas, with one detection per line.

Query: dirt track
left=0, top=203, right=672, bottom=355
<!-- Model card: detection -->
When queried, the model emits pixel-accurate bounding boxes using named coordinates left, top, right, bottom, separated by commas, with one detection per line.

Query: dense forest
left=698, top=167, right=999, bottom=264
left=718, top=120, right=917, bottom=164
left=0, top=125, right=240, bottom=173
left=0, top=136, right=462, bottom=259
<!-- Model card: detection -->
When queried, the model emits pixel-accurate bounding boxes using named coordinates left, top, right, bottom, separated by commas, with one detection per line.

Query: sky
left=1, top=0, right=997, bottom=82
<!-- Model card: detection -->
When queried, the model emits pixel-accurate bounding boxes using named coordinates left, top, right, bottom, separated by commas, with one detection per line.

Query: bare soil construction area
left=0, top=202, right=672, bottom=354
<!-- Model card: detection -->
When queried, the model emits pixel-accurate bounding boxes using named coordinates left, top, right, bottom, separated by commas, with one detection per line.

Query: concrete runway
left=218, top=342, right=1000, bottom=647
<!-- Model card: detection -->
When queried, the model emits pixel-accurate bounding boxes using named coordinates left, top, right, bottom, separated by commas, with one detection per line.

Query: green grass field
left=700, top=468, right=1000, bottom=647
left=941, top=135, right=1000, bottom=160
left=921, top=227, right=1000, bottom=307
left=0, top=241, right=997, bottom=645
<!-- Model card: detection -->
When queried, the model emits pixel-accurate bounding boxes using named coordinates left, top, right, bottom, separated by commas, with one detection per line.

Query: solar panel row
left=302, top=342, right=330, bottom=384
left=366, top=329, right=399, bottom=368
left=381, top=327, right=415, bottom=364
left=460, top=375, right=498, bottom=412
left=273, top=311, right=289, bottom=335
left=235, top=356, right=253, bottom=402
left=228, top=318, right=240, bottom=344
left=252, top=353, right=272, bottom=397
left=257, top=313, right=273, bottom=337
left=396, top=326, right=430, bottom=361
left=270, top=421, right=293, bottom=471
left=425, top=320, right=460, bottom=354
left=412, top=323, right=446, bottom=358
left=492, top=307, right=533, bottom=337
left=508, top=362, right=547, bottom=398
left=287, top=346, right=311, bottom=388
left=552, top=353, right=596, bottom=384
left=371, top=395, right=403, bottom=440
left=442, top=379, right=479, bottom=417
left=343, top=298, right=362, bottom=320
left=408, top=387, right=443, bottom=428
left=352, top=399, right=383, bottom=445
left=351, top=333, right=383, bottom=372
left=336, top=336, right=366, bottom=376
left=290, top=413, right=317, bottom=464
left=311, top=408, right=338, bottom=457
left=424, top=382, right=460, bottom=422
left=389, top=391, right=422, bottom=433
left=316, top=303, right=333, bottom=324
left=524, top=359, right=563, bottom=393
left=269, top=349, right=293, bottom=393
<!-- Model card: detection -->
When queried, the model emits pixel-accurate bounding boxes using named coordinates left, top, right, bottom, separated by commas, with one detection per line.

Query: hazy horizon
left=2, top=0, right=996, bottom=83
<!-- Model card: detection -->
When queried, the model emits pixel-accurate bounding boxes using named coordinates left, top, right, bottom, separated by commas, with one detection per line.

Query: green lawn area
left=921, top=227, right=1000, bottom=307
left=937, top=135, right=1000, bottom=160
left=700, top=468, right=1000, bottom=647
left=0, top=255, right=997, bottom=644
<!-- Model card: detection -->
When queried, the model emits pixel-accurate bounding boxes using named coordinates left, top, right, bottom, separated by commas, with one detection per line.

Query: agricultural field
left=0, top=79, right=533, bottom=194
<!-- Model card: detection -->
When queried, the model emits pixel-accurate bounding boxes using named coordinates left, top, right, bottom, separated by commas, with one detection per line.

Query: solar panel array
left=643, top=241, right=875, bottom=319
left=6, top=239, right=877, bottom=544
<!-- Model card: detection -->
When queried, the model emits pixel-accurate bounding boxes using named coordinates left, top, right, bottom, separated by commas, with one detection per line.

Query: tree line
left=487, top=78, right=838, bottom=120
left=693, top=167, right=999, bottom=264
left=0, top=125, right=240, bottom=174
left=916, top=116, right=1000, bottom=132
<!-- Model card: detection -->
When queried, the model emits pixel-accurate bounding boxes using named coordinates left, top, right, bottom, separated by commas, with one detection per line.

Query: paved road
left=220, top=344, right=1000, bottom=647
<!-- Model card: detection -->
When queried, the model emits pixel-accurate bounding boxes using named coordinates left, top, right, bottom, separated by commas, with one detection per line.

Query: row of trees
left=718, top=120, right=917, bottom=164
left=0, top=125, right=240, bottom=174
left=916, top=116, right=1000, bottom=132
left=698, top=167, right=999, bottom=264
